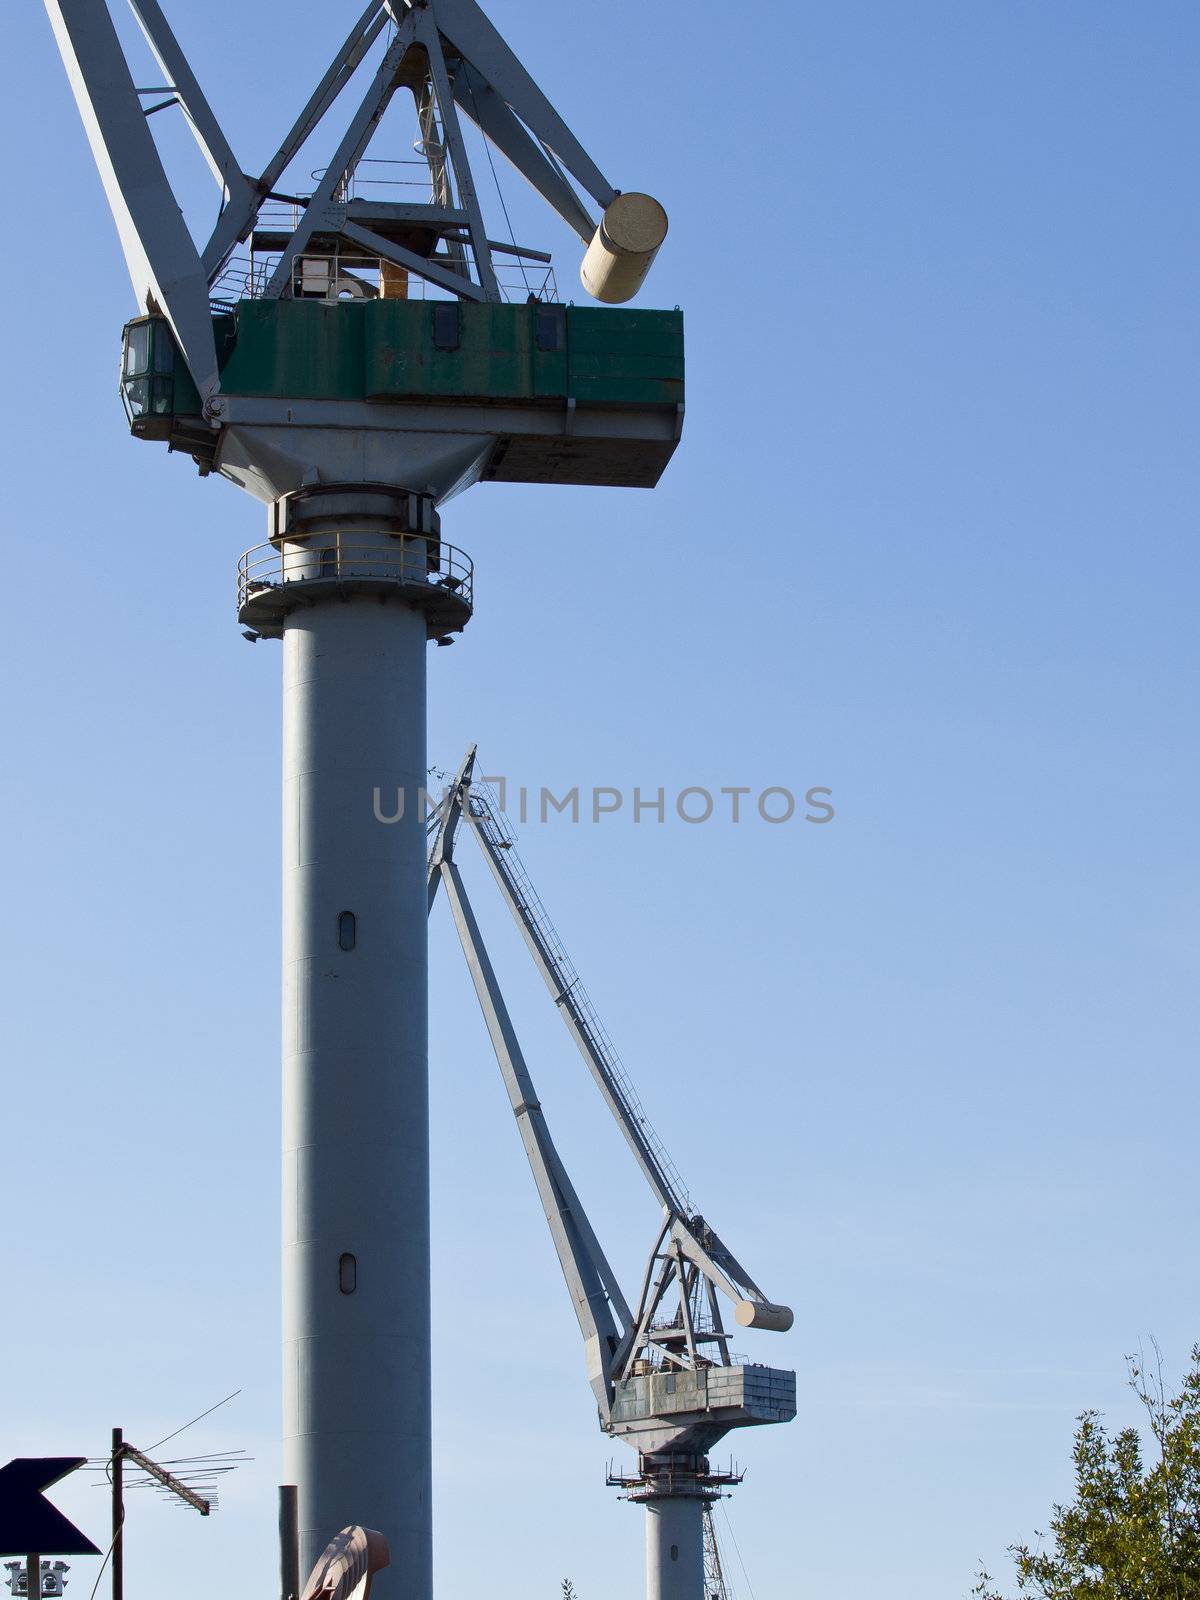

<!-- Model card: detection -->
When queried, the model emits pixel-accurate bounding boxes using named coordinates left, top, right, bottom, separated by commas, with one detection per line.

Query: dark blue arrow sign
left=0, top=1461, right=100, bottom=1557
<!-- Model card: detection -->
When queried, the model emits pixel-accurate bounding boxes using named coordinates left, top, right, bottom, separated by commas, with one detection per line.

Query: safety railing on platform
left=211, top=240, right=559, bottom=310
left=237, top=533, right=473, bottom=614
left=313, top=157, right=438, bottom=199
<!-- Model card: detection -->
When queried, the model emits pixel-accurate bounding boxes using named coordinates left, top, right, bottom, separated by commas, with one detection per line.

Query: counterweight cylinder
left=580, top=192, right=668, bottom=303
left=281, top=575, right=430, bottom=1597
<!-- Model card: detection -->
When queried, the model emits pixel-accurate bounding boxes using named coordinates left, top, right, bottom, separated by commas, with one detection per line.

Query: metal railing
left=211, top=246, right=559, bottom=309
left=313, top=157, right=438, bottom=199
left=237, top=533, right=473, bottom=614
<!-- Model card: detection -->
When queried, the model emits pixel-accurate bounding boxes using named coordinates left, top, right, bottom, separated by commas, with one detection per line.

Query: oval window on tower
left=338, top=1253, right=357, bottom=1294
left=337, top=911, right=357, bottom=951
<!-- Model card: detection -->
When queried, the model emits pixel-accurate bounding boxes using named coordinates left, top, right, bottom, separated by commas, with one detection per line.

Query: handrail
left=211, top=247, right=558, bottom=306
left=237, top=531, right=473, bottom=615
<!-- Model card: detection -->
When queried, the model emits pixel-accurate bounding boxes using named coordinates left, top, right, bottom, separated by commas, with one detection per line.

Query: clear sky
left=1, top=2, right=1196, bottom=1598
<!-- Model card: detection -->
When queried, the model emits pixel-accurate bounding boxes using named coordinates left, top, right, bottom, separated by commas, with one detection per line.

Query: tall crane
left=428, top=750, right=796, bottom=1600
left=43, top=2, right=681, bottom=1593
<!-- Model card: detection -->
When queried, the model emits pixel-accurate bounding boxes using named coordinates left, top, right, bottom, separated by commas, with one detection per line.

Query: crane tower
left=41, top=0, right=791, bottom=1596
left=428, top=752, right=795, bottom=1600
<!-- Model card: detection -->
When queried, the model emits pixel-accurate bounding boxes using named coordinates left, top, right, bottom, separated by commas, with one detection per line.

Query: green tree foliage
left=561, top=1583, right=578, bottom=1600
left=975, top=1346, right=1200, bottom=1599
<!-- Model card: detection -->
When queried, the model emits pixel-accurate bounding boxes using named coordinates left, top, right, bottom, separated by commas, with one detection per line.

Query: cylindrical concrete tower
left=644, top=1495, right=705, bottom=1600
left=617, top=1452, right=726, bottom=1600
left=241, top=488, right=474, bottom=1598
left=282, top=589, right=429, bottom=1586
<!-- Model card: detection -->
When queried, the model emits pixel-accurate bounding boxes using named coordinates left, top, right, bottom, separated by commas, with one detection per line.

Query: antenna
left=79, top=1431, right=243, bottom=1600
left=43, top=1, right=685, bottom=1595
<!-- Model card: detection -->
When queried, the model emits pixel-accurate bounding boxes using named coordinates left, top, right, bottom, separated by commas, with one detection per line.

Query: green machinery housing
left=121, top=299, right=685, bottom=490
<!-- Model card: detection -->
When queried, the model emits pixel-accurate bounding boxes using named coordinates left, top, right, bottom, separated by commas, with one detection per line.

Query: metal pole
left=644, top=1496, right=705, bottom=1600
left=281, top=545, right=431, bottom=1598
left=279, top=1486, right=300, bottom=1600
left=110, top=1429, right=122, bottom=1600
left=25, top=1556, right=39, bottom=1600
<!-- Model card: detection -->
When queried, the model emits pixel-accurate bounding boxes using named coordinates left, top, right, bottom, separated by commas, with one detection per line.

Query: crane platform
left=610, top=1363, right=797, bottom=1455
left=120, top=300, right=684, bottom=491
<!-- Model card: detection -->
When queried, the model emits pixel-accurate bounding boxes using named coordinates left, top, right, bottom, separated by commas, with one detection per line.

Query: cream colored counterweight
left=581, top=192, right=669, bottom=303
left=734, top=1299, right=795, bottom=1332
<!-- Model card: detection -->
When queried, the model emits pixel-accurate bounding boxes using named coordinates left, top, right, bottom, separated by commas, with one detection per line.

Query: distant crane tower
left=44, top=1, right=681, bottom=1594
left=428, top=751, right=795, bottom=1600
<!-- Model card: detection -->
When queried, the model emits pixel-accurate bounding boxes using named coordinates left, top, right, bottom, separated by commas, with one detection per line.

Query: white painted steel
left=281, top=565, right=430, bottom=1599
left=645, top=1496, right=705, bottom=1600
left=43, top=0, right=221, bottom=397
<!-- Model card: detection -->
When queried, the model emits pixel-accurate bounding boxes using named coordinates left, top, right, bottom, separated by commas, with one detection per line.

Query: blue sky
left=2, top=1, right=1197, bottom=1598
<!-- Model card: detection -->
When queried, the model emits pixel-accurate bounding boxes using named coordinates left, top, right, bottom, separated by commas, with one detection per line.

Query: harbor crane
left=428, top=750, right=796, bottom=1600
left=44, top=0, right=683, bottom=1592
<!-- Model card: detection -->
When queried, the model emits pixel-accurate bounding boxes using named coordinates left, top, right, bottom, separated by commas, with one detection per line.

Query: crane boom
left=703, top=1506, right=734, bottom=1600
left=435, top=850, right=631, bottom=1417
left=427, top=751, right=794, bottom=1335
left=463, top=781, right=693, bottom=1218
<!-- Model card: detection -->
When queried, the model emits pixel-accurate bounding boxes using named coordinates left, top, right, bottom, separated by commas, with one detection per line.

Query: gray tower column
left=644, top=1494, right=705, bottom=1600
left=281, top=529, right=432, bottom=1594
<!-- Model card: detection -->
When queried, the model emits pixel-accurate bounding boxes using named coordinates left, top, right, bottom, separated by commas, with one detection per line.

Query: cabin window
left=535, top=305, right=565, bottom=352
left=432, top=303, right=461, bottom=351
